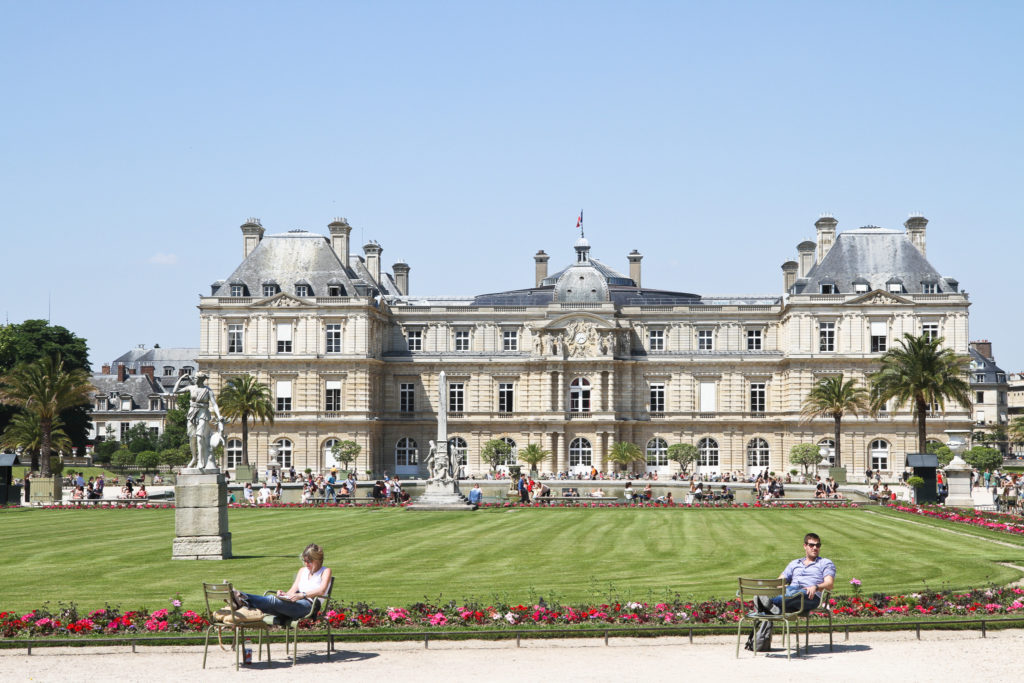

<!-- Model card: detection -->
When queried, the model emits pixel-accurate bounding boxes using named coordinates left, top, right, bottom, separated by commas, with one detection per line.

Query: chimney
left=782, top=260, right=798, bottom=293
left=815, top=214, right=838, bottom=264
left=797, top=241, right=816, bottom=278
left=363, top=241, right=382, bottom=284
left=241, top=218, right=264, bottom=258
left=328, top=218, right=352, bottom=266
left=140, top=365, right=155, bottom=382
left=970, top=340, right=993, bottom=361
left=393, top=260, right=410, bottom=295
left=628, top=250, right=643, bottom=288
left=534, top=250, right=549, bottom=287
left=117, top=363, right=127, bottom=382
left=905, top=213, right=928, bottom=256
left=101, top=364, right=111, bottom=375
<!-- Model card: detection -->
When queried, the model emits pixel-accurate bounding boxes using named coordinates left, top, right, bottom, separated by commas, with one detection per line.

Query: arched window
left=569, top=437, right=592, bottom=468
left=226, top=439, right=243, bottom=469
left=569, top=377, right=591, bottom=413
left=818, top=439, right=836, bottom=466
left=274, top=438, right=293, bottom=469
left=395, top=437, right=418, bottom=467
left=697, top=438, right=719, bottom=468
left=746, top=438, right=770, bottom=470
left=499, top=437, right=517, bottom=466
left=451, top=437, right=468, bottom=466
left=646, top=438, right=668, bottom=467
left=870, top=439, right=889, bottom=471
left=323, top=438, right=339, bottom=469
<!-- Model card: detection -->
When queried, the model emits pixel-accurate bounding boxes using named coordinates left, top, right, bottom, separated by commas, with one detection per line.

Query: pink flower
left=171, top=599, right=182, bottom=607
left=428, top=612, right=447, bottom=626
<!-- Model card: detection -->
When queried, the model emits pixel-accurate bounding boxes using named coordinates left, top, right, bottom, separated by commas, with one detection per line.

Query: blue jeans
left=757, top=586, right=820, bottom=614
left=242, top=593, right=312, bottom=620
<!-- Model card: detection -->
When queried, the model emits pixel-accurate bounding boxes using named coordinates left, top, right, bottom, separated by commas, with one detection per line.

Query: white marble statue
left=172, top=372, right=224, bottom=471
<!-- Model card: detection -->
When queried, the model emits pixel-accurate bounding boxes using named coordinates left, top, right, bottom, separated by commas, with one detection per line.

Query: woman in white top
left=233, top=543, right=332, bottom=620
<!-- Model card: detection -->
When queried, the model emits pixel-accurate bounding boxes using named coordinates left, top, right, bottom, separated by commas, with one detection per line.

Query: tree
left=0, top=320, right=91, bottom=449
left=157, top=393, right=189, bottom=451
left=517, top=443, right=550, bottom=472
left=111, top=448, right=136, bottom=469
left=0, top=410, right=72, bottom=468
left=0, top=354, right=93, bottom=476
left=667, top=443, right=698, bottom=476
left=1010, top=416, right=1024, bottom=455
left=926, top=441, right=954, bottom=467
left=125, top=423, right=157, bottom=453
left=870, top=334, right=972, bottom=453
left=963, top=445, right=1002, bottom=472
left=800, top=373, right=870, bottom=469
left=789, top=443, right=822, bottom=475
left=330, top=440, right=362, bottom=472
left=480, top=439, right=513, bottom=471
left=135, top=450, right=161, bottom=471
left=606, top=441, right=644, bottom=474
left=217, top=374, right=274, bottom=466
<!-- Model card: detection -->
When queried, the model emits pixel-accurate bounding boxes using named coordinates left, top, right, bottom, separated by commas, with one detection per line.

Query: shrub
left=111, top=449, right=136, bottom=469
left=135, top=450, right=161, bottom=470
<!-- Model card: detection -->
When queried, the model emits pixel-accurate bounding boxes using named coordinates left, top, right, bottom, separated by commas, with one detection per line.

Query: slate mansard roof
left=90, top=374, right=164, bottom=407
left=793, top=226, right=958, bottom=295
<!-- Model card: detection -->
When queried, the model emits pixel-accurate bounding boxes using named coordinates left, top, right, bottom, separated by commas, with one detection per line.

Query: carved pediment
left=252, top=293, right=313, bottom=308
left=846, top=290, right=912, bottom=306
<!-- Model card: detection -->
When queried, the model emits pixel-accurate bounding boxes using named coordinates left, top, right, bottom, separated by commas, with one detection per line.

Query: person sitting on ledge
left=233, top=543, right=332, bottom=621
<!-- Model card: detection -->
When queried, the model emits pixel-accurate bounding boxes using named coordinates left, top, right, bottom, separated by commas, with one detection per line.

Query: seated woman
left=233, top=543, right=332, bottom=621
left=243, top=482, right=255, bottom=505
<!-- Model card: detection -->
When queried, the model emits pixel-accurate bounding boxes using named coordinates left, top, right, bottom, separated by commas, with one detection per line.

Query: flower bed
left=476, top=501, right=859, bottom=509
left=891, top=505, right=1024, bottom=537
left=6, top=587, right=1024, bottom=639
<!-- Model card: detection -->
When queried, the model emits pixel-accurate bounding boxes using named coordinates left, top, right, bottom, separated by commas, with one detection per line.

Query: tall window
left=407, top=329, right=422, bottom=351
left=228, top=324, right=244, bottom=354
left=870, top=439, right=889, bottom=470
left=922, top=323, right=939, bottom=342
left=747, top=329, right=762, bottom=351
left=697, top=329, right=714, bottom=351
left=697, top=438, right=719, bottom=468
left=569, top=377, right=591, bottom=412
left=276, top=380, right=292, bottom=412
left=649, top=382, right=665, bottom=412
left=747, top=438, right=770, bottom=469
left=451, top=436, right=468, bottom=467
left=449, top=382, right=464, bottom=412
left=699, top=381, right=717, bottom=412
left=499, top=437, right=517, bottom=466
left=276, top=323, right=292, bottom=353
left=498, top=382, right=514, bottom=413
left=226, top=439, right=243, bottom=468
left=395, top=437, right=418, bottom=466
left=503, top=329, right=518, bottom=351
left=325, top=324, right=342, bottom=353
left=569, top=437, right=592, bottom=468
left=818, top=439, right=835, bottom=466
left=121, top=422, right=130, bottom=440
left=649, top=329, right=664, bottom=351
left=819, top=322, right=835, bottom=352
left=750, top=382, right=766, bottom=413
left=274, top=438, right=293, bottom=468
left=325, top=380, right=341, bottom=411
left=976, top=391, right=985, bottom=405
left=323, top=438, right=339, bottom=467
left=455, top=330, right=470, bottom=351
left=646, top=438, right=668, bottom=467
left=399, top=383, right=415, bottom=413
left=870, top=322, right=888, bottom=353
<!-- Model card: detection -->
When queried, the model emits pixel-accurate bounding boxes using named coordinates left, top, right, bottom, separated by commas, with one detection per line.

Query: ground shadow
left=758, top=643, right=872, bottom=658
left=246, top=650, right=378, bottom=668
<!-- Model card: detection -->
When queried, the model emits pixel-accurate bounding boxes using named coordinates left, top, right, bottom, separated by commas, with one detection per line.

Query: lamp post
left=942, top=429, right=974, bottom=507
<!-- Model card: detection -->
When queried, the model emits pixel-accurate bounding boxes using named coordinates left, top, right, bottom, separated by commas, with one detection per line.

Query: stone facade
left=197, top=215, right=972, bottom=479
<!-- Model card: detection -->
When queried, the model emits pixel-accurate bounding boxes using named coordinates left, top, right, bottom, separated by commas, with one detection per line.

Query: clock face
left=574, top=332, right=588, bottom=344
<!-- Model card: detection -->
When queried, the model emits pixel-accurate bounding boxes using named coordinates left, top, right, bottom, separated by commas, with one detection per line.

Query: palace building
left=197, top=214, right=972, bottom=478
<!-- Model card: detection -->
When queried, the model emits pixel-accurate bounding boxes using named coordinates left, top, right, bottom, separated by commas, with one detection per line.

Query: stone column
left=173, top=473, right=232, bottom=560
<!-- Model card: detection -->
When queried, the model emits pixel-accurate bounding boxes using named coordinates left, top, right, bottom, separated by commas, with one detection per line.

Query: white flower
left=505, top=612, right=516, bottom=623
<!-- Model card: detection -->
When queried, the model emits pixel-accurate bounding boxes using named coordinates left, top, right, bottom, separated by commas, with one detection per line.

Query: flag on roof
left=576, top=210, right=583, bottom=229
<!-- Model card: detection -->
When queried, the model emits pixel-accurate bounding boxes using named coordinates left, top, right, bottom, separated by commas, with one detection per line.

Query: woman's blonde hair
left=301, top=543, right=324, bottom=566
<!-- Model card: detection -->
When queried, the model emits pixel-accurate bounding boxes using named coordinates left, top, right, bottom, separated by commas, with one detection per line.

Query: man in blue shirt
left=757, top=532, right=836, bottom=615
left=468, top=483, right=483, bottom=505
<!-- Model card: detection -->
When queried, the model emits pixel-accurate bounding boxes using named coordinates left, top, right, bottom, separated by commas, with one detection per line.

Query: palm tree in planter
left=606, top=441, right=644, bottom=476
left=800, top=373, right=870, bottom=469
left=869, top=334, right=972, bottom=453
left=517, top=443, right=550, bottom=476
left=218, top=374, right=275, bottom=472
left=0, top=410, right=73, bottom=470
left=0, top=354, right=92, bottom=478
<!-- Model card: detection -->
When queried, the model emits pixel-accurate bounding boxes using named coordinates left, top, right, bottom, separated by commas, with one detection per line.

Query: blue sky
left=2, top=1, right=1021, bottom=370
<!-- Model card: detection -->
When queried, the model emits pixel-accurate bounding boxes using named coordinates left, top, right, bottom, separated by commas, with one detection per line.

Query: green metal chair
left=263, top=577, right=334, bottom=665
left=201, top=582, right=271, bottom=670
left=736, top=577, right=801, bottom=660
left=795, top=589, right=833, bottom=655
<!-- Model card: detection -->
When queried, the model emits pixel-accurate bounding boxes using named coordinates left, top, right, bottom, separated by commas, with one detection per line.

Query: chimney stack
left=240, top=218, right=264, bottom=258
left=140, top=365, right=155, bottom=382
left=534, top=250, right=549, bottom=287
left=328, top=218, right=352, bottom=266
left=363, top=241, right=382, bottom=285
left=905, top=213, right=928, bottom=256
left=628, top=250, right=643, bottom=288
left=782, top=260, right=798, bottom=294
left=101, top=364, right=111, bottom=375
left=815, top=215, right=838, bottom=264
left=393, top=260, right=410, bottom=295
left=117, top=363, right=128, bottom=382
left=797, top=241, right=816, bottom=278
left=970, top=340, right=993, bottom=360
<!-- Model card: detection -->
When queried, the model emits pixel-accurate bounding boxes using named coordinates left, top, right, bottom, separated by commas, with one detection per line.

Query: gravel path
left=2, top=629, right=1020, bottom=682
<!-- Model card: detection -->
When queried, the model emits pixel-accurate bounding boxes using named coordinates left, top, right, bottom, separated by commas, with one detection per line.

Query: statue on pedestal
left=172, top=372, right=224, bottom=472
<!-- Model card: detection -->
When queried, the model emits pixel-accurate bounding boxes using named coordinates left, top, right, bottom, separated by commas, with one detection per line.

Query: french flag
left=576, top=210, right=583, bottom=229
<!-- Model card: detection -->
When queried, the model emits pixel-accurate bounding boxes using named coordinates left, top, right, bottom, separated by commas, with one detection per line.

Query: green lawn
left=2, top=506, right=1022, bottom=613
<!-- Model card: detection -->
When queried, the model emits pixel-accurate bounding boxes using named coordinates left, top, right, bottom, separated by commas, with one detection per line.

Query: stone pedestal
left=173, top=472, right=232, bottom=560
left=234, top=464, right=257, bottom=483
left=411, top=481, right=475, bottom=511
left=943, top=456, right=974, bottom=508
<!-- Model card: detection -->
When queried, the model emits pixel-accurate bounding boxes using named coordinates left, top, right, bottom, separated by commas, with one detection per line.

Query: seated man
left=756, top=532, right=836, bottom=616
left=468, top=483, right=483, bottom=505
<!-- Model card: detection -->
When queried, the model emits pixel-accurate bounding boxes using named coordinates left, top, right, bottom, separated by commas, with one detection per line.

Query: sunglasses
left=806, top=542, right=821, bottom=548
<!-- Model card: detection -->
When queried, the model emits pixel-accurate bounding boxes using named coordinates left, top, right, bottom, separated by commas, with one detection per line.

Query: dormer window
left=820, top=284, right=835, bottom=294
left=888, top=283, right=902, bottom=294
left=327, top=285, right=345, bottom=297
left=296, top=284, right=311, bottom=297
left=922, top=282, right=938, bottom=294
left=181, top=366, right=194, bottom=376
left=120, top=397, right=132, bottom=411
left=853, top=282, right=869, bottom=293
left=163, top=366, right=175, bottom=376
left=230, top=285, right=244, bottom=297
left=262, top=284, right=279, bottom=297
